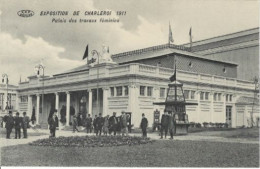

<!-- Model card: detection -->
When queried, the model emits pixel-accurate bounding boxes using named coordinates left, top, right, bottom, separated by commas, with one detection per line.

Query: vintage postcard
left=0, top=0, right=259, bottom=167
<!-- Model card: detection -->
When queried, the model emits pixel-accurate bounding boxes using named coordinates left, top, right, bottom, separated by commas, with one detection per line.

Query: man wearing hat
left=95, top=113, right=104, bottom=136
left=14, top=112, right=22, bottom=139
left=109, top=112, right=118, bottom=135
left=5, top=111, right=14, bottom=139
left=140, top=113, right=148, bottom=137
left=21, top=112, right=30, bottom=138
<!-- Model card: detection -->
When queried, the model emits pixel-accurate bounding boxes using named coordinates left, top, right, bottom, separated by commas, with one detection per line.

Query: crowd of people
left=71, top=111, right=131, bottom=137
left=2, top=108, right=175, bottom=140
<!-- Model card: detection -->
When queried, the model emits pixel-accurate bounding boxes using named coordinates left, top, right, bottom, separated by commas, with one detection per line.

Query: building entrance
left=226, top=106, right=232, bottom=127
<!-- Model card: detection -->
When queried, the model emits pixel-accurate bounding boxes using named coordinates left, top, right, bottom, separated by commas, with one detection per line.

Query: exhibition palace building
left=14, top=27, right=259, bottom=129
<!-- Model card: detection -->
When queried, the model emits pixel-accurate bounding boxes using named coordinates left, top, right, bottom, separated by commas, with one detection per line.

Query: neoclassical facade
left=17, top=42, right=258, bottom=129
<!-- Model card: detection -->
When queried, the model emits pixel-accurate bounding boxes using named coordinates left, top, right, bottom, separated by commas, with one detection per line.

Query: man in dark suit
left=160, top=110, right=169, bottom=139
left=21, top=112, right=30, bottom=138
left=140, top=113, right=148, bottom=137
left=95, top=113, right=104, bottom=136
left=86, top=114, right=92, bottom=133
left=48, top=113, right=58, bottom=137
left=108, top=112, right=118, bottom=135
left=93, top=114, right=98, bottom=134
left=5, top=111, right=14, bottom=139
left=168, top=112, right=175, bottom=140
left=14, top=112, right=22, bottom=139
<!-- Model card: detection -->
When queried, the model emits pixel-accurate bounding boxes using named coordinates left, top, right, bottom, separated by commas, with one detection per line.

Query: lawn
left=188, top=127, right=259, bottom=140
left=1, top=139, right=259, bottom=167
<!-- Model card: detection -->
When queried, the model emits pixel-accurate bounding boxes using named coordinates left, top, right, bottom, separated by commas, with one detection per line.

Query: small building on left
left=0, top=83, right=19, bottom=117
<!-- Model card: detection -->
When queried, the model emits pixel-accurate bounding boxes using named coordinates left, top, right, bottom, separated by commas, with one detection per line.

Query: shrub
left=203, top=122, right=209, bottom=128
left=189, top=122, right=195, bottom=128
left=195, top=123, right=202, bottom=128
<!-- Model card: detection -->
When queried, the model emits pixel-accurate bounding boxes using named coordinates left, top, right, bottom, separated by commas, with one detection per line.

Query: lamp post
left=2, top=73, right=9, bottom=111
left=35, top=64, right=45, bottom=117
left=91, top=50, right=100, bottom=115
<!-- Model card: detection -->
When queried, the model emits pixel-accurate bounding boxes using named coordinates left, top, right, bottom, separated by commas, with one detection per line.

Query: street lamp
left=2, top=73, right=9, bottom=111
left=91, top=50, right=100, bottom=115
left=35, top=64, right=45, bottom=115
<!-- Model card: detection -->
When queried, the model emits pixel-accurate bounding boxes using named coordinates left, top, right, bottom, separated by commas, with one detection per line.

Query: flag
left=82, top=45, right=89, bottom=60
left=169, top=23, right=174, bottom=44
left=169, top=63, right=176, bottom=82
left=189, top=27, right=193, bottom=49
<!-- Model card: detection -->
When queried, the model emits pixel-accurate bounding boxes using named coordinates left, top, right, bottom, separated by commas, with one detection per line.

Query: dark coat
left=48, top=117, right=58, bottom=130
left=168, top=115, right=175, bottom=130
left=5, top=115, right=14, bottom=129
left=14, top=116, right=22, bottom=129
left=161, top=114, right=169, bottom=127
left=96, top=117, right=104, bottom=129
left=140, top=117, right=148, bottom=129
left=108, top=116, right=118, bottom=129
left=86, top=117, right=92, bottom=127
left=21, top=116, right=30, bottom=128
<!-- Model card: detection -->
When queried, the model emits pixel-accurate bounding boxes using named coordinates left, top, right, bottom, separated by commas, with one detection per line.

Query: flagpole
left=189, top=27, right=192, bottom=52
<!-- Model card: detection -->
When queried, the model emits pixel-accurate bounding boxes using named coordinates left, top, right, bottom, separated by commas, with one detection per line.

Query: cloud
left=0, top=32, right=83, bottom=85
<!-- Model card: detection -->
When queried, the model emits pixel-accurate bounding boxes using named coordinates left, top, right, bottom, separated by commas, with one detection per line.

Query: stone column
left=27, top=95, right=33, bottom=117
left=102, top=87, right=109, bottom=116
left=210, top=92, right=214, bottom=122
left=15, top=94, right=19, bottom=111
left=55, top=92, right=61, bottom=130
left=88, top=89, right=93, bottom=117
left=128, top=84, right=139, bottom=128
left=196, top=91, right=201, bottom=123
left=66, top=92, right=70, bottom=126
left=36, top=94, right=40, bottom=125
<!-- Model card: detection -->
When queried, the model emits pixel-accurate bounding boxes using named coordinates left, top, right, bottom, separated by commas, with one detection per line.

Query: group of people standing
left=72, top=111, right=130, bottom=136
left=160, top=111, right=176, bottom=140
left=3, top=111, right=31, bottom=139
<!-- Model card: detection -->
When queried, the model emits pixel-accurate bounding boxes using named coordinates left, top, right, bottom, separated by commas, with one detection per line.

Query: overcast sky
left=0, top=0, right=259, bottom=85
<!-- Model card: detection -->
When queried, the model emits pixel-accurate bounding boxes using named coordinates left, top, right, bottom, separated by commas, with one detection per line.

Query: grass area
left=1, top=139, right=259, bottom=167
left=188, top=127, right=259, bottom=139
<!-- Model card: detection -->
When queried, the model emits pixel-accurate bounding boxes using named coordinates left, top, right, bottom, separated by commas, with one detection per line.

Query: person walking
left=140, top=113, right=148, bottom=137
left=48, top=113, right=58, bottom=137
left=21, top=112, right=30, bottom=138
left=5, top=111, right=14, bottom=139
left=31, top=107, right=36, bottom=125
left=95, top=113, right=103, bottom=136
left=72, top=115, right=79, bottom=133
left=108, top=112, right=118, bottom=135
left=14, top=112, right=22, bottom=139
left=160, top=110, right=169, bottom=139
left=120, top=111, right=128, bottom=136
left=103, top=115, right=109, bottom=136
left=168, top=112, right=175, bottom=140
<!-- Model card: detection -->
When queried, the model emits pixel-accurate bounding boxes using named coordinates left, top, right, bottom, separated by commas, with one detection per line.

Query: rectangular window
left=160, top=88, right=165, bottom=98
left=226, top=94, right=229, bottom=102
left=230, top=95, right=232, bottom=102
left=200, top=92, right=204, bottom=100
left=140, top=86, right=145, bottom=96
left=184, top=90, right=189, bottom=99
left=205, top=92, right=209, bottom=100
left=218, top=93, right=221, bottom=101
left=190, top=91, right=195, bottom=99
left=147, top=87, right=153, bottom=96
left=214, top=93, right=217, bottom=101
left=110, top=87, right=114, bottom=97
left=116, top=86, right=122, bottom=96
left=124, top=86, right=128, bottom=96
